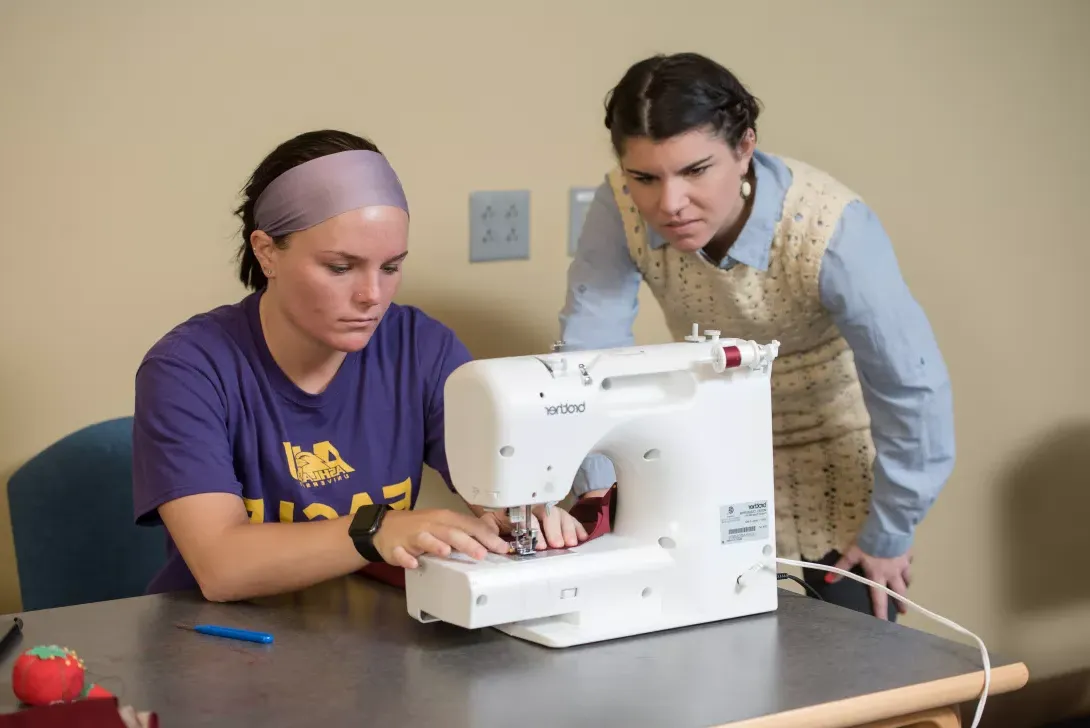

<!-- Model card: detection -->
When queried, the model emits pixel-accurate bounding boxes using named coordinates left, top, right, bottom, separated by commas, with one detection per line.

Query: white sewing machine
left=404, top=324, right=781, bottom=648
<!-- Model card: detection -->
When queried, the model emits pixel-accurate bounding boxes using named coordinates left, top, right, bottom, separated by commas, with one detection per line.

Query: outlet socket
left=568, top=186, right=597, bottom=256
left=469, top=190, right=530, bottom=262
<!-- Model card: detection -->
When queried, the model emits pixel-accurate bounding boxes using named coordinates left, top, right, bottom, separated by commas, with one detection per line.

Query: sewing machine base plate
left=405, top=536, right=779, bottom=648
left=493, top=600, right=778, bottom=648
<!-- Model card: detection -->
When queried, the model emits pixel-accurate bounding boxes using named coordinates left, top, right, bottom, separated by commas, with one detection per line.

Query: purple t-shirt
left=132, top=291, right=471, bottom=594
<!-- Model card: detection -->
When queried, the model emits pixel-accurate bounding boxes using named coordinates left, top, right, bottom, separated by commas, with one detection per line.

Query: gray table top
left=0, top=577, right=1025, bottom=727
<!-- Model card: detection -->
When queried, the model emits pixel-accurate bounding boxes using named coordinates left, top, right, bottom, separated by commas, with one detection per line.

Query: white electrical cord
left=774, top=557, right=991, bottom=728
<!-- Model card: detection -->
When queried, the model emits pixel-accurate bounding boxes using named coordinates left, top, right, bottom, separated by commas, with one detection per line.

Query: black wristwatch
left=349, top=504, right=392, bottom=563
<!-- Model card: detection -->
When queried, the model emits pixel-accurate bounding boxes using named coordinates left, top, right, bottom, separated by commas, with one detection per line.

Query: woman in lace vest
left=559, top=52, right=955, bottom=621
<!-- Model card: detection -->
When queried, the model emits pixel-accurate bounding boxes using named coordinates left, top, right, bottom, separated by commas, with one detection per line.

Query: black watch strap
left=350, top=504, right=391, bottom=563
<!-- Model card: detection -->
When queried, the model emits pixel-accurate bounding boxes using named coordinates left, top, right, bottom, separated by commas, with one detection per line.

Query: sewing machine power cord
left=775, top=572, right=823, bottom=601
left=775, top=557, right=991, bottom=728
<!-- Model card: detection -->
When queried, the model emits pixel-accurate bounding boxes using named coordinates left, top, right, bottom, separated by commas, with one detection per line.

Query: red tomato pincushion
left=11, top=644, right=112, bottom=706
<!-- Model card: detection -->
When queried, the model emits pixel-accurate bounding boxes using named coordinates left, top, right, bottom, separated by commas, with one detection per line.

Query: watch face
left=351, top=505, right=381, bottom=535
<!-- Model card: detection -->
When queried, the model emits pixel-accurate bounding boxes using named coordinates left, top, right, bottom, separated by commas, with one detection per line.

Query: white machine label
left=720, top=501, right=769, bottom=544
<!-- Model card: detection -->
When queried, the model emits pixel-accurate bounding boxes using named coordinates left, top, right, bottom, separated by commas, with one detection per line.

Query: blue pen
left=175, top=622, right=273, bottom=644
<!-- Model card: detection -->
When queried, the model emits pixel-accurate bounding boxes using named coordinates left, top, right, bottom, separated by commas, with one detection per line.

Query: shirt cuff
left=571, top=454, right=616, bottom=497
left=855, top=509, right=915, bottom=559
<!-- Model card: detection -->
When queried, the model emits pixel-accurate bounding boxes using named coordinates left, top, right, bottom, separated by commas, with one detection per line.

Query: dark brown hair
left=603, top=53, right=761, bottom=156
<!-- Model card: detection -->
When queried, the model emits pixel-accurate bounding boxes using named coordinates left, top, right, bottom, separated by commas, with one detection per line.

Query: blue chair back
left=7, top=416, right=166, bottom=611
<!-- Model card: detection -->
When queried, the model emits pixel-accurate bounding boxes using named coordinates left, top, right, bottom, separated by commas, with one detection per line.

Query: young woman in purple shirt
left=132, top=129, right=588, bottom=602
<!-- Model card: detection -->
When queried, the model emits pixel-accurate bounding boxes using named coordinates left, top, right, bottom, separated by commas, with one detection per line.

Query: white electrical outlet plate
left=568, top=186, right=597, bottom=256
left=469, top=190, right=530, bottom=262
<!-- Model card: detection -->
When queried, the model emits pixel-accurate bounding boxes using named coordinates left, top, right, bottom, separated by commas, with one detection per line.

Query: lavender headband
left=253, top=149, right=409, bottom=237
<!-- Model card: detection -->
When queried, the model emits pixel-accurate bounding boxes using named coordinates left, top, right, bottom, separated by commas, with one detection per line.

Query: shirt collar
left=646, top=148, right=790, bottom=272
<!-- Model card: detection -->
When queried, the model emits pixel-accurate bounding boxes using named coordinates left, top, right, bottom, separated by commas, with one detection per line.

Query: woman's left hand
left=478, top=504, right=589, bottom=550
left=829, top=542, right=912, bottom=620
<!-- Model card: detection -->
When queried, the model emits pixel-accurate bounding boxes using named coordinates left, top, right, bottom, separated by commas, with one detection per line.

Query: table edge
left=712, top=661, right=1030, bottom=728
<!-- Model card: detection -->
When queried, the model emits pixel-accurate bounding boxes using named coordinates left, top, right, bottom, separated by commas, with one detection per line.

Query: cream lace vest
left=606, top=157, right=875, bottom=559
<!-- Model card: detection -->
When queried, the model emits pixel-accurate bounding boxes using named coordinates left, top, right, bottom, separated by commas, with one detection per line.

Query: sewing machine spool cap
left=684, top=323, right=705, bottom=342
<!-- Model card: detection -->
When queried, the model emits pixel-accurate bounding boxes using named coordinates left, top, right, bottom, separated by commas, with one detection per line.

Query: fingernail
left=825, top=573, right=835, bottom=584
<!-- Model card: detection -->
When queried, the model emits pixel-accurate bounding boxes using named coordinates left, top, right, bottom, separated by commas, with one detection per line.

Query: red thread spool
left=722, top=345, right=743, bottom=368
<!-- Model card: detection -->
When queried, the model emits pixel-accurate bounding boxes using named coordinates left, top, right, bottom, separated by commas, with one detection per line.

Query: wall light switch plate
left=469, top=189, right=530, bottom=262
left=568, top=186, right=597, bottom=256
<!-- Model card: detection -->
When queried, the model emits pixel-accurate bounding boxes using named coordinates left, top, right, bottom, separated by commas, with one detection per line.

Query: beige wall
left=1, top=0, right=1088, bottom=710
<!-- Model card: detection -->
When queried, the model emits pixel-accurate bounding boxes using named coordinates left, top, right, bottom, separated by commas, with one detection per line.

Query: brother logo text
left=544, top=402, right=586, bottom=416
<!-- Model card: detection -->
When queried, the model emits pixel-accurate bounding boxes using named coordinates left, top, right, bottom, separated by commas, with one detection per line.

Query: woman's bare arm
left=158, top=492, right=367, bottom=602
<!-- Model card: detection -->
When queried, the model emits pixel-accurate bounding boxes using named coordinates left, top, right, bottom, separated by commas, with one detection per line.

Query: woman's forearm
left=195, top=517, right=367, bottom=602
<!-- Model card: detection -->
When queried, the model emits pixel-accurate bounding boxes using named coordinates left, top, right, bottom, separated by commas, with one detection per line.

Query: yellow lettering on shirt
left=383, top=477, right=412, bottom=510
left=302, top=503, right=339, bottom=521
left=270, top=479, right=414, bottom=523
left=349, top=492, right=374, bottom=514
left=243, top=497, right=264, bottom=524
left=282, top=440, right=356, bottom=488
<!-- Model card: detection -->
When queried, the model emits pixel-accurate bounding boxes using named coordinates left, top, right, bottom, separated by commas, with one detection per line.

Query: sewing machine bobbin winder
left=404, top=324, right=781, bottom=648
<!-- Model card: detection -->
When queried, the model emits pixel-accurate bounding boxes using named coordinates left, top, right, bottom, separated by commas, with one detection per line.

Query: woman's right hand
left=372, top=508, right=510, bottom=569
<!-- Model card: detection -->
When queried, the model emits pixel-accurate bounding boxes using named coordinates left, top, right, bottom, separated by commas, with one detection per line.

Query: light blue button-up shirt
left=558, top=149, right=955, bottom=559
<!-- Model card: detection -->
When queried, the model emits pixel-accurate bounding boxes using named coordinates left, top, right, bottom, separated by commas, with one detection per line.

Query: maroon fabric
left=355, top=487, right=617, bottom=590
left=566, top=485, right=616, bottom=541
left=357, top=561, right=406, bottom=589
left=0, top=697, right=158, bottom=728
